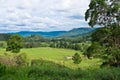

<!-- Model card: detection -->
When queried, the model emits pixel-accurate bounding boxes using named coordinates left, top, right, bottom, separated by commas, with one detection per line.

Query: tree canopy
left=85, top=0, right=120, bottom=67
left=85, top=0, right=120, bottom=27
left=6, top=34, right=23, bottom=53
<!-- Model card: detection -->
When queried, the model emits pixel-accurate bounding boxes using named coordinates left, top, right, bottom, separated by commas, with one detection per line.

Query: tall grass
left=0, top=60, right=120, bottom=80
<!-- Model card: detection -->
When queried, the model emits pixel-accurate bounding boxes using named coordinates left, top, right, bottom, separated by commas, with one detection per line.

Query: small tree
left=72, top=53, right=82, bottom=65
left=6, top=34, right=23, bottom=53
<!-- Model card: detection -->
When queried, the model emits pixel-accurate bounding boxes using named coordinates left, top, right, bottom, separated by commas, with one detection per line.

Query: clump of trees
left=85, top=0, right=120, bottom=67
left=23, top=35, right=49, bottom=48
left=0, top=43, right=4, bottom=48
left=50, top=38, right=90, bottom=51
left=6, top=34, right=23, bottom=53
left=0, top=34, right=11, bottom=41
left=50, top=41, right=81, bottom=50
left=24, top=34, right=46, bottom=42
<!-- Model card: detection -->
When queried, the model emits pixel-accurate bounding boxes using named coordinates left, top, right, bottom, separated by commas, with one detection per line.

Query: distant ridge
left=60, top=27, right=95, bottom=37
left=11, top=31, right=67, bottom=37
left=10, top=27, right=96, bottom=37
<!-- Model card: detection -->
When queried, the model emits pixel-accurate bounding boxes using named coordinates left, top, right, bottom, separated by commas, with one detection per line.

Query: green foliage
left=24, top=34, right=45, bottom=42
left=85, top=25, right=120, bottom=67
left=23, top=35, right=50, bottom=48
left=49, top=39, right=87, bottom=50
left=91, top=27, right=111, bottom=43
left=0, top=34, right=11, bottom=41
left=85, top=0, right=120, bottom=67
left=23, top=42, right=41, bottom=48
left=85, top=0, right=120, bottom=27
left=0, top=61, right=120, bottom=80
left=0, top=43, right=4, bottom=48
left=105, top=47, right=120, bottom=66
left=0, top=41, right=7, bottom=48
left=85, top=42, right=105, bottom=58
left=0, top=63, right=6, bottom=77
left=0, top=47, right=120, bottom=80
left=72, top=53, right=82, bottom=64
left=6, top=34, right=23, bottom=53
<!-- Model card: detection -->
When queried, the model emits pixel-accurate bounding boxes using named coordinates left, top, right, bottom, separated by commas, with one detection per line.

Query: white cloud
left=0, top=0, right=90, bottom=32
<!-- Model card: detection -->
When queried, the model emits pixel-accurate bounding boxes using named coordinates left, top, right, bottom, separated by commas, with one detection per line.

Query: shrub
left=72, top=53, right=82, bottom=64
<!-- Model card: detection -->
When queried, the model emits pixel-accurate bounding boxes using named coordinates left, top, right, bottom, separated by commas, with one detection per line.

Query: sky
left=0, top=0, right=90, bottom=33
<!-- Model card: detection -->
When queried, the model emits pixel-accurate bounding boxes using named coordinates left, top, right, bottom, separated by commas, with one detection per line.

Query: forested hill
left=11, top=31, right=67, bottom=37
left=11, top=28, right=95, bottom=37
left=59, top=28, right=95, bottom=37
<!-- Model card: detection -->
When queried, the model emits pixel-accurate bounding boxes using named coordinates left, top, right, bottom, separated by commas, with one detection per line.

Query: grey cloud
left=68, top=15, right=84, bottom=20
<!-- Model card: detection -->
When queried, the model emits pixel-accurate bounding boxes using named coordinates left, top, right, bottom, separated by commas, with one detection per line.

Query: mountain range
left=11, top=28, right=96, bottom=37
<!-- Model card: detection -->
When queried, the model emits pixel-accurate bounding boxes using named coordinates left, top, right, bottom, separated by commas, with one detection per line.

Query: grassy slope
left=0, top=47, right=101, bottom=69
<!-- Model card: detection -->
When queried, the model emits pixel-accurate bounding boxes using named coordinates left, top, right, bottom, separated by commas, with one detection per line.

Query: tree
left=6, top=34, right=23, bottom=53
left=84, top=42, right=105, bottom=58
left=85, top=0, right=120, bottom=27
left=85, top=0, right=120, bottom=67
left=85, top=26, right=120, bottom=66
left=74, top=44, right=80, bottom=50
left=72, top=53, right=82, bottom=65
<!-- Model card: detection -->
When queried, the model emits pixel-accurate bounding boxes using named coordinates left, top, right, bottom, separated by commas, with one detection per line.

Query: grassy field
left=0, top=47, right=101, bottom=69
left=0, top=47, right=120, bottom=80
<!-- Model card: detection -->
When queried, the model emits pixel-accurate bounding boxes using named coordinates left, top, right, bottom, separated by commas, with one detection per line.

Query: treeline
left=0, top=34, right=11, bottom=41
left=23, top=42, right=49, bottom=48
left=0, top=42, right=5, bottom=48
left=50, top=41, right=81, bottom=50
left=0, top=34, right=91, bottom=51
left=50, top=38, right=90, bottom=51
left=23, top=35, right=49, bottom=48
left=22, top=34, right=91, bottom=50
left=0, top=34, right=11, bottom=48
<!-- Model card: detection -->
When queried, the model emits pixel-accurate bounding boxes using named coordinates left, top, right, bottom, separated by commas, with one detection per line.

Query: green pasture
left=0, top=47, right=101, bottom=69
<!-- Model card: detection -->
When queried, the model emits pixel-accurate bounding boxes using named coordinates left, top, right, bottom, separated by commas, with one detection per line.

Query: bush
left=72, top=53, right=82, bottom=64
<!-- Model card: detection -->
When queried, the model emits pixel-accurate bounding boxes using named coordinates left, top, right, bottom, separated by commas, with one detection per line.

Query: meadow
left=0, top=47, right=101, bottom=69
left=0, top=47, right=120, bottom=80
